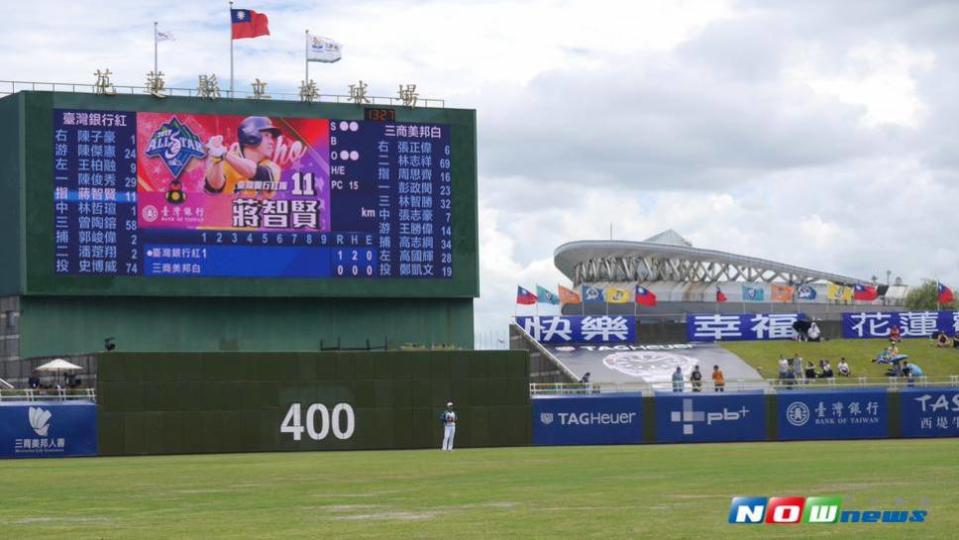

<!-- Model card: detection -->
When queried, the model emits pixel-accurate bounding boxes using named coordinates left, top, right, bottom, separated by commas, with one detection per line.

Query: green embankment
left=721, top=338, right=959, bottom=379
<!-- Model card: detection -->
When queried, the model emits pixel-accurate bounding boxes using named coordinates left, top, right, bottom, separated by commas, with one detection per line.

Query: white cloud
left=4, top=0, right=959, bottom=347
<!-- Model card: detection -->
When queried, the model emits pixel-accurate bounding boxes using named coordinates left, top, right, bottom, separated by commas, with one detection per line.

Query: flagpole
left=229, top=0, right=234, bottom=97
left=153, top=21, right=158, bottom=75
left=305, top=30, right=310, bottom=85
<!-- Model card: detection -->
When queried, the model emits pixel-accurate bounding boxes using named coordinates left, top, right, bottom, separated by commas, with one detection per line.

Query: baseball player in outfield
left=441, top=401, right=457, bottom=451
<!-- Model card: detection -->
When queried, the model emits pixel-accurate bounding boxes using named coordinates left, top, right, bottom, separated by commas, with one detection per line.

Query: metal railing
left=531, top=375, right=959, bottom=396
left=0, top=388, right=96, bottom=403
left=0, top=80, right=446, bottom=108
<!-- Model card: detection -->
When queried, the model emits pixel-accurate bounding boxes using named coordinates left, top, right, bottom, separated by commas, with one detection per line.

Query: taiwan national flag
left=716, top=287, right=727, bottom=303
left=939, top=282, right=955, bottom=304
left=231, top=9, right=270, bottom=39
left=635, top=285, right=657, bottom=306
left=853, top=284, right=879, bottom=301
left=516, top=286, right=537, bottom=305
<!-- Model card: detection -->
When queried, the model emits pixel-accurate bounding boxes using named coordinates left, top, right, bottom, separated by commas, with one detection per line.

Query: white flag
left=307, top=34, right=342, bottom=63
left=156, top=30, right=175, bottom=41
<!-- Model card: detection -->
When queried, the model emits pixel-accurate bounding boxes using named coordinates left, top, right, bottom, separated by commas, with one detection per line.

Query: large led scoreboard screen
left=52, top=109, right=454, bottom=282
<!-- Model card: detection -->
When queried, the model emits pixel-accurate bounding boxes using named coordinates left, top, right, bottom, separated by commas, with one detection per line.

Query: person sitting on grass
left=784, top=367, right=797, bottom=389
left=818, top=359, right=834, bottom=379
left=804, top=361, right=817, bottom=381
left=837, top=357, right=850, bottom=377
left=890, top=324, right=902, bottom=343
left=807, top=321, right=822, bottom=342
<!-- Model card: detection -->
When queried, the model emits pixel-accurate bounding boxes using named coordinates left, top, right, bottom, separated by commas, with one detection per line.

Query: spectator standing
left=712, top=365, right=725, bottom=392
left=672, top=367, right=684, bottom=392
left=791, top=354, right=803, bottom=381
left=690, top=365, right=703, bottom=392
left=778, top=356, right=789, bottom=378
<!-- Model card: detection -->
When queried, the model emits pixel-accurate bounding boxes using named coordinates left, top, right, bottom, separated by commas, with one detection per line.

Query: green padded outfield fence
left=96, top=351, right=530, bottom=456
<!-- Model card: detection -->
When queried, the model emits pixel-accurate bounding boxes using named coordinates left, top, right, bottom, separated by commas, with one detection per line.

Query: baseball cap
left=446, top=401, right=453, bottom=407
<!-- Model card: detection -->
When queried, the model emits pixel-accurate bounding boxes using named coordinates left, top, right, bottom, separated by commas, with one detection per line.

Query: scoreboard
left=7, top=91, right=478, bottom=299
left=53, top=110, right=453, bottom=280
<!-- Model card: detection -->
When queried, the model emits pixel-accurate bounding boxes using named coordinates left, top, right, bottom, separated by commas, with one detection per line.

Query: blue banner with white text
left=842, top=311, right=958, bottom=339
left=654, top=393, right=766, bottom=443
left=900, top=388, right=959, bottom=438
left=532, top=395, right=643, bottom=445
left=0, top=401, right=98, bottom=458
left=515, top=315, right=636, bottom=344
left=777, top=390, right=888, bottom=440
left=686, top=313, right=806, bottom=342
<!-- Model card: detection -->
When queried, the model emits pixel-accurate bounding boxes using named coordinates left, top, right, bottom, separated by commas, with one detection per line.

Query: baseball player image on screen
left=440, top=401, right=457, bottom=451
left=203, top=116, right=283, bottom=196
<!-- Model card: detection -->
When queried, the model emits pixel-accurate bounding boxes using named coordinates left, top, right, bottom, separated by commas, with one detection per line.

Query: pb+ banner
left=655, top=393, right=766, bottom=443
left=842, top=311, right=959, bottom=339
left=0, top=402, right=98, bottom=458
left=532, top=395, right=643, bottom=445
left=900, top=388, right=959, bottom=438
left=516, top=316, right=636, bottom=344
left=778, top=390, right=888, bottom=441
left=687, top=313, right=806, bottom=342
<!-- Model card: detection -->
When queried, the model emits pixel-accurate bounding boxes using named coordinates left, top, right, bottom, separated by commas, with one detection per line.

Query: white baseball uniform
left=442, top=410, right=457, bottom=451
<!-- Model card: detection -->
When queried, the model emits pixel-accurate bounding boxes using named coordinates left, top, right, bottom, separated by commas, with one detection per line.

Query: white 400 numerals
left=280, top=403, right=355, bottom=441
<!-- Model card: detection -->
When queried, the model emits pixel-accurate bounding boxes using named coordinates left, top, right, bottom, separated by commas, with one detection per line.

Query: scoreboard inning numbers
left=52, top=110, right=453, bottom=280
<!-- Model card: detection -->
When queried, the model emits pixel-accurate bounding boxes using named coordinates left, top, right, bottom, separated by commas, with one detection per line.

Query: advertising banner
left=532, top=395, right=643, bottom=445
left=136, top=112, right=332, bottom=233
left=777, top=390, right=888, bottom=441
left=900, top=388, right=959, bottom=438
left=842, top=311, right=959, bottom=339
left=515, top=315, right=636, bottom=344
left=686, top=313, right=805, bottom=342
left=0, top=401, right=98, bottom=458
left=654, top=393, right=766, bottom=443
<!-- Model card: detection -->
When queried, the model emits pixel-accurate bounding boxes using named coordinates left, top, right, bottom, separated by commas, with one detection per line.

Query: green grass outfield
left=2, top=439, right=958, bottom=539
left=722, top=338, right=959, bottom=379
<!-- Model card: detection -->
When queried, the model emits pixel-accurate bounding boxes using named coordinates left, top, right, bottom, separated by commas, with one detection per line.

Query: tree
left=904, top=281, right=957, bottom=311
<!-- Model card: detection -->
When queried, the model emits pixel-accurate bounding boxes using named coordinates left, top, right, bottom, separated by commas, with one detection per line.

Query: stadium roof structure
left=554, top=230, right=868, bottom=286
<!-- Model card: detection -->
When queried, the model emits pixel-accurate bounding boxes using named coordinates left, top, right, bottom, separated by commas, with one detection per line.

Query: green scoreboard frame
left=4, top=91, right=478, bottom=299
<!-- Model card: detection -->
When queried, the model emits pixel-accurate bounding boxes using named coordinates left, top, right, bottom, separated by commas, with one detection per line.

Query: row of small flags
left=516, top=282, right=956, bottom=306
left=516, top=285, right=657, bottom=306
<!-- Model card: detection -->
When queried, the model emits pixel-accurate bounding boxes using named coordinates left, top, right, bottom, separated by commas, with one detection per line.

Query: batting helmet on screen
left=238, top=116, right=282, bottom=147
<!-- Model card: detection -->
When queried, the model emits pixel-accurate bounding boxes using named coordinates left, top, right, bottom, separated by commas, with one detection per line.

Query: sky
left=5, top=0, right=959, bottom=348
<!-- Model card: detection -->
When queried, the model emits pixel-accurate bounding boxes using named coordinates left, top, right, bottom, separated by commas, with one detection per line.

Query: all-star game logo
left=145, top=116, right=206, bottom=178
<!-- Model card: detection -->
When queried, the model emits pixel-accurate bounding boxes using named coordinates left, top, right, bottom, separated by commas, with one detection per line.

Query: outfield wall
left=96, top=351, right=530, bottom=456
left=532, top=388, right=959, bottom=445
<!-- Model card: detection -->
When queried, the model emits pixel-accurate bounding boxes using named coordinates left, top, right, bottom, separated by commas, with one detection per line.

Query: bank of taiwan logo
left=145, top=117, right=206, bottom=178
left=29, top=407, right=52, bottom=437
left=785, top=402, right=810, bottom=427
left=540, top=413, right=554, bottom=425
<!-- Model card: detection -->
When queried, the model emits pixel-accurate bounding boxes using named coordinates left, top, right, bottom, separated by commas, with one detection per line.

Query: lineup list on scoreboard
left=52, top=109, right=453, bottom=280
